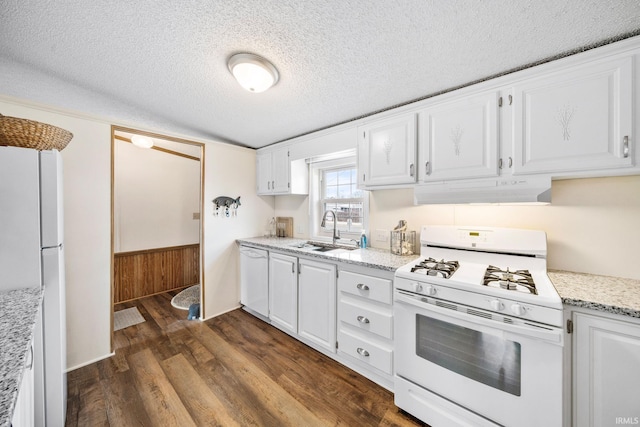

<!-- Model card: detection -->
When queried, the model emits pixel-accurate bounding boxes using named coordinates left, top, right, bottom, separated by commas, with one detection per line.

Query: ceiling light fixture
left=131, top=135, right=154, bottom=148
left=227, top=53, right=279, bottom=93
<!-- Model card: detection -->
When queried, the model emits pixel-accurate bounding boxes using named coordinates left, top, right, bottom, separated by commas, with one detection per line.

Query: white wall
left=114, top=140, right=200, bottom=252
left=276, top=175, right=640, bottom=281
left=0, top=96, right=275, bottom=369
left=0, top=99, right=113, bottom=369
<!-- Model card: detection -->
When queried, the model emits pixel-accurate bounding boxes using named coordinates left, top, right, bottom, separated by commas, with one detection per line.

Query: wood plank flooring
left=66, top=292, right=426, bottom=426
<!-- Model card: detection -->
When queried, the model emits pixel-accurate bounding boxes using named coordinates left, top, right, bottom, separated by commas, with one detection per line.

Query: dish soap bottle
left=360, top=231, right=367, bottom=249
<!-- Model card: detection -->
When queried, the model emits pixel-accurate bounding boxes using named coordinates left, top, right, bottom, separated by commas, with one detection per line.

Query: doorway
left=110, top=126, right=205, bottom=350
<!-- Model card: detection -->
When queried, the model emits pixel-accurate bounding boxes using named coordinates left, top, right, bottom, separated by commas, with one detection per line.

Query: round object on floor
left=171, top=284, right=200, bottom=310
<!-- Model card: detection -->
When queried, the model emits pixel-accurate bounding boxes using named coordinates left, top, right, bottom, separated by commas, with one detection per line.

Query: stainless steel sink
left=289, top=241, right=357, bottom=252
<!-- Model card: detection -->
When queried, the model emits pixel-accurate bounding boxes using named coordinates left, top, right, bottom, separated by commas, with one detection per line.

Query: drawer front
left=338, top=329, right=393, bottom=374
left=339, top=298, right=393, bottom=339
left=338, top=271, right=392, bottom=304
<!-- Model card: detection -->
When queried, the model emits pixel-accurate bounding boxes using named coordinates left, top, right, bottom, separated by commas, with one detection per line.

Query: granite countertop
left=549, top=270, right=640, bottom=319
left=238, top=237, right=640, bottom=319
left=237, top=236, right=419, bottom=272
left=0, top=287, right=43, bottom=427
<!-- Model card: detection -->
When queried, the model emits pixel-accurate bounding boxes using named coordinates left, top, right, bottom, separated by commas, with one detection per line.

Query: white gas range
left=393, top=225, right=564, bottom=427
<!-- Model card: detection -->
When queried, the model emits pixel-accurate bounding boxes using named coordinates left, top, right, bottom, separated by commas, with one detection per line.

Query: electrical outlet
left=192, top=212, right=200, bottom=220
left=375, top=229, right=389, bottom=242
left=296, top=224, right=305, bottom=234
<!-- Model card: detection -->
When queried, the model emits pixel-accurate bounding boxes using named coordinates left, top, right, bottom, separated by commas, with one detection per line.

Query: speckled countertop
left=0, top=287, right=42, bottom=427
left=238, top=237, right=640, bottom=319
left=549, top=270, right=640, bottom=318
left=237, top=237, right=419, bottom=272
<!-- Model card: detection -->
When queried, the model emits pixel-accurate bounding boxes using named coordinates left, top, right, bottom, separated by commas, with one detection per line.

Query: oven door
left=394, top=290, right=564, bottom=427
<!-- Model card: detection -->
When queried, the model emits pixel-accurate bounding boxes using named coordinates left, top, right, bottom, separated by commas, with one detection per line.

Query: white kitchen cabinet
left=512, top=55, right=634, bottom=176
left=256, top=147, right=308, bottom=195
left=12, top=341, right=35, bottom=427
left=357, top=113, right=417, bottom=187
left=418, top=90, right=500, bottom=182
left=268, top=253, right=298, bottom=334
left=573, top=311, right=640, bottom=427
left=298, top=258, right=337, bottom=353
left=239, top=246, right=269, bottom=317
left=337, top=268, right=394, bottom=382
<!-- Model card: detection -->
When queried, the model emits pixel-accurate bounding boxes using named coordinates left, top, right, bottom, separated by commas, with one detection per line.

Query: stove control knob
left=412, top=282, right=423, bottom=293
left=490, top=300, right=503, bottom=311
left=424, top=285, right=437, bottom=296
left=511, top=303, right=526, bottom=316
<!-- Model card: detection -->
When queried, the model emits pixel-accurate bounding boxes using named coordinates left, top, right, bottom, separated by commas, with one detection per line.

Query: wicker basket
left=0, top=113, right=73, bottom=151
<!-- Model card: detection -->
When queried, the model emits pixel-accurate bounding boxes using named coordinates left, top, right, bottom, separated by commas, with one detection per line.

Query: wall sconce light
left=131, top=135, right=154, bottom=148
left=227, top=53, right=279, bottom=93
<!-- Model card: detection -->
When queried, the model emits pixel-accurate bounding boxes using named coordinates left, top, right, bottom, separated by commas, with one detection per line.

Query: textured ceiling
left=1, top=1, right=640, bottom=148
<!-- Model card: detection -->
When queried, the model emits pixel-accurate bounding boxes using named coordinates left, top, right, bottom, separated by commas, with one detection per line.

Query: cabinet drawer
left=338, top=329, right=393, bottom=375
left=338, top=298, right=392, bottom=339
left=338, top=271, right=392, bottom=304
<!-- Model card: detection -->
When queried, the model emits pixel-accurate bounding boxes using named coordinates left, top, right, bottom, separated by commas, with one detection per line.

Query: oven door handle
left=395, top=291, right=563, bottom=344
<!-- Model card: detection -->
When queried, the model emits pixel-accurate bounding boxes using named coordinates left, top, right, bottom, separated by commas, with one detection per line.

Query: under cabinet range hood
left=414, top=176, right=552, bottom=205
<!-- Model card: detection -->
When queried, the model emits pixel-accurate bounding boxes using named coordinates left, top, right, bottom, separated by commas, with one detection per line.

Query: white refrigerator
left=0, top=146, right=67, bottom=426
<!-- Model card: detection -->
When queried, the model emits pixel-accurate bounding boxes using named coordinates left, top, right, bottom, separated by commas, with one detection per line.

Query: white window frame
left=309, top=155, right=368, bottom=243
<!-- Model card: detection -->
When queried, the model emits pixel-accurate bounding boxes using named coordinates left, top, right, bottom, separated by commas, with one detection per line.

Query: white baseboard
left=66, top=352, right=115, bottom=372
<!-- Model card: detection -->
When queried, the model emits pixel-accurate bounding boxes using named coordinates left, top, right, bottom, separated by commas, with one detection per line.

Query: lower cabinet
left=12, top=340, right=35, bottom=427
left=259, top=249, right=396, bottom=390
left=298, top=258, right=337, bottom=353
left=337, top=268, right=395, bottom=387
left=573, top=310, right=640, bottom=427
left=268, top=253, right=298, bottom=334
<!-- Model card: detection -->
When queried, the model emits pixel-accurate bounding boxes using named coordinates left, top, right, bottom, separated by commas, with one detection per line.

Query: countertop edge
left=237, top=238, right=640, bottom=320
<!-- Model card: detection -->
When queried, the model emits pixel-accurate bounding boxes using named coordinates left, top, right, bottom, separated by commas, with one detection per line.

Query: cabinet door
left=12, top=342, right=34, bottom=427
left=256, top=152, right=272, bottom=195
left=271, top=147, right=290, bottom=193
left=358, top=113, right=417, bottom=186
left=418, top=91, right=500, bottom=181
left=574, top=312, right=640, bottom=427
left=239, top=247, right=269, bottom=317
left=512, top=56, right=633, bottom=175
left=298, top=259, right=336, bottom=352
left=268, top=253, right=298, bottom=333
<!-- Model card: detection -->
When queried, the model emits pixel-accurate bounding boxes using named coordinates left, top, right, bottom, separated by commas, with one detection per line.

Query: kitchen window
left=310, top=154, right=368, bottom=241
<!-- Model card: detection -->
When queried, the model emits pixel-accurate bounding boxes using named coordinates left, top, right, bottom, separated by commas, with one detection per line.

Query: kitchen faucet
left=320, top=209, right=340, bottom=245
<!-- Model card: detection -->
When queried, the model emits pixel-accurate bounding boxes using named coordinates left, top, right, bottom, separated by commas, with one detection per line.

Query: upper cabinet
left=256, top=147, right=308, bottom=196
left=357, top=113, right=417, bottom=188
left=418, top=90, right=500, bottom=182
left=511, top=55, right=634, bottom=175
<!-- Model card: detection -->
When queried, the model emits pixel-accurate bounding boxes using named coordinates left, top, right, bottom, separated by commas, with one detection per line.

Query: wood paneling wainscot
left=114, top=244, right=199, bottom=303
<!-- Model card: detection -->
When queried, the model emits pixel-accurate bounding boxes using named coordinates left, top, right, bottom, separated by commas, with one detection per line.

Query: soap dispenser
left=360, top=230, right=367, bottom=249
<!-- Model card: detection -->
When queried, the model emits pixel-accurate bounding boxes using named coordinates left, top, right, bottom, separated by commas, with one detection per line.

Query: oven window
left=416, top=314, right=521, bottom=396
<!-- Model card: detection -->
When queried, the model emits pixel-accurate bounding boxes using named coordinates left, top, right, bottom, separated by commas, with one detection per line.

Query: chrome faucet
left=320, top=210, right=340, bottom=245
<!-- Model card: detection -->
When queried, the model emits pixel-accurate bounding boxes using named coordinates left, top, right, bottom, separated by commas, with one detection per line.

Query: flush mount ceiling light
left=131, top=135, right=154, bottom=148
left=227, top=53, right=280, bottom=93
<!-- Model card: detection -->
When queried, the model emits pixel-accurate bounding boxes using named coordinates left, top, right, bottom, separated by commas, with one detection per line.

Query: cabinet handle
left=357, top=315, right=370, bottom=324
left=292, top=263, right=295, bottom=274
left=356, top=347, right=370, bottom=357
left=499, top=158, right=503, bottom=169
left=409, top=163, right=414, bottom=177
left=508, top=94, right=513, bottom=105
left=356, top=283, right=370, bottom=291
left=362, top=173, right=366, bottom=182
left=425, top=161, right=431, bottom=176
left=508, top=157, right=513, bottom=168
left=272, top=180, right=275, bottom=189
left=623, top=135, right=629, bottom=158
left=267, top=181, right=271, bottom=190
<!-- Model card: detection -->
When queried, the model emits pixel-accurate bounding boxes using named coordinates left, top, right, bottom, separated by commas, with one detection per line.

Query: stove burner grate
left=483, top=265, right=537, bottom=295
left=410, top=258, right=460, bottom=279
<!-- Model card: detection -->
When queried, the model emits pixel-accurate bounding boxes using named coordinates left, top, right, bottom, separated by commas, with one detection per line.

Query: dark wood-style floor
left=65, top=292, right=426, bottom=426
